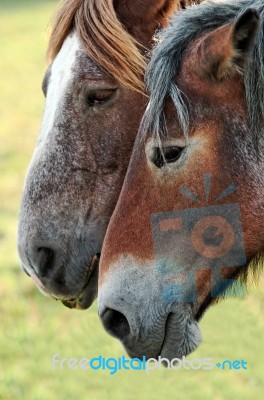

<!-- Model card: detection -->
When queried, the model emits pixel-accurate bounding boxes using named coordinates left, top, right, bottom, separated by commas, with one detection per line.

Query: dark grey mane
left=141, top=0, right=264, bottom=149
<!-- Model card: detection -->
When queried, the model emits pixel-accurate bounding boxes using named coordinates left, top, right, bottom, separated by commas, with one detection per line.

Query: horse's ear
left=115, top=0, right=198, bottom=47
left=198, top=8, right=260, bottom=81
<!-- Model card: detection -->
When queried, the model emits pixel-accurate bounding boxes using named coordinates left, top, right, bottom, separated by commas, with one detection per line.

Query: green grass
left=0, top=1, right=264, bottom=399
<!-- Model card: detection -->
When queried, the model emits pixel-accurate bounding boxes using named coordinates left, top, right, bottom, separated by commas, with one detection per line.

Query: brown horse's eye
left=151, top=146, right=184, bottom=168
left=86, top=89, right=116, bottom=108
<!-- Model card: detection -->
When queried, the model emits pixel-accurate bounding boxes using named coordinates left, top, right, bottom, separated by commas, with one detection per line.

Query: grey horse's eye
left=151, top=146, right=184, bottom=168
left=85, top=89, right=117, bottom=108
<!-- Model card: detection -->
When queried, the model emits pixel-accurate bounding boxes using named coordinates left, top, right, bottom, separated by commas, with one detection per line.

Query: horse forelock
left=142, top=0, right=264, bottom=150
left=47, top=0, right=146, bottom=93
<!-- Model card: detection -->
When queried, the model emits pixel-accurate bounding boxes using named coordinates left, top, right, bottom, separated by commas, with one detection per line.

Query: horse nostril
left=101, top=308, right=130, bottom=340
left=35, top=247, right=55, bottom=278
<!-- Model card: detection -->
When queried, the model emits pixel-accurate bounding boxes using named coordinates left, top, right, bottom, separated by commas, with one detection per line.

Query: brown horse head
left=18, top=0, right=190, bottom=309
left=99, top=2, right=264, bottom=360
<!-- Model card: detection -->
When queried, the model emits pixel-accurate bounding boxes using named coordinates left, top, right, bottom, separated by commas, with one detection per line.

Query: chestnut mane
left=47, top=0, right=147, bottom=93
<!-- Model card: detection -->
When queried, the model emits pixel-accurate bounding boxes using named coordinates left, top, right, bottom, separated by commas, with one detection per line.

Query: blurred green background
left=0, top=1, right=263, bottom=399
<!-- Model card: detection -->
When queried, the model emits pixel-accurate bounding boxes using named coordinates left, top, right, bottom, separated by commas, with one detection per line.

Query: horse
left=98, top=0, right=264, bottom=360
left=17, top=0, right=197, bottom=309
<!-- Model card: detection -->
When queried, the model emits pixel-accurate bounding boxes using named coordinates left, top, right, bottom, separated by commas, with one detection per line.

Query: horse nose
left=100, top=308, right=130, bottom=340
left=28, top=245, right=56, bottom=278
